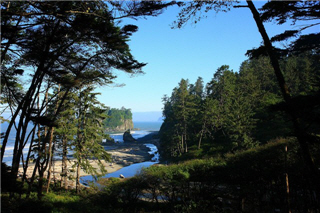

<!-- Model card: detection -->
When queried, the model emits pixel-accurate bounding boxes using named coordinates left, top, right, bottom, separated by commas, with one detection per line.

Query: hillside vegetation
left=103, top=107, right=134, bottom=132
left=1, top=1, right=319, bottom=212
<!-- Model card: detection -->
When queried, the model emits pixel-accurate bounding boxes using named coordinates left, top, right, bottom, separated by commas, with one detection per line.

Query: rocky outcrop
left=105, top=119, right=134, bottom=132
left=123, top=129, right=136, bottom=142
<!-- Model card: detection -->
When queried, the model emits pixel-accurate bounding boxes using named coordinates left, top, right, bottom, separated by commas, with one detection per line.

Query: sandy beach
left=18, top=142, right=153, bottom=188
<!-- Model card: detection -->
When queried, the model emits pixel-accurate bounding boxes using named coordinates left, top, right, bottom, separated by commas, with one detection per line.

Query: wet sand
left=18, top=142, right=153, bottom=188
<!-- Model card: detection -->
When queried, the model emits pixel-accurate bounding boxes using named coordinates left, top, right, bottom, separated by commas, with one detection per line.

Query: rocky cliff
left=123, top=129, right=136, bottom=142
left=105, top=119, right=134, bottom=132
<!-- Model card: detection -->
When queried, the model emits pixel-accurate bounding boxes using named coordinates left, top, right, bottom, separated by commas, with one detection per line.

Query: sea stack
left=123, top=129, right=136, bottom=142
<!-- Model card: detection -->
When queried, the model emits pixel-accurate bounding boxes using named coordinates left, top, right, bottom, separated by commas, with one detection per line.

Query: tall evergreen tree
left=50, top=88, right=77, bottom=190
left=1, top=1, right=172, bottom=187
left=170, top=0, right=320, bottom=188
left=73, top=86, right=111, bottom=193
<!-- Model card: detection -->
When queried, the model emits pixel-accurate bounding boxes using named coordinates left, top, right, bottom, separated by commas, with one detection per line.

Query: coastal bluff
left=103, top=107, right=133, bottom=132
left=105, top=119, right=133, bottom=132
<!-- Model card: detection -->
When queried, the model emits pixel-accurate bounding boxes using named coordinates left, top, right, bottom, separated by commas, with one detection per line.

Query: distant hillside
left=132, top=111, right=163, bottom=122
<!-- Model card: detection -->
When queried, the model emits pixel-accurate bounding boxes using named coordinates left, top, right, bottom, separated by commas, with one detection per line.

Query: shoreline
left=18, top=140, right=156, bottom=189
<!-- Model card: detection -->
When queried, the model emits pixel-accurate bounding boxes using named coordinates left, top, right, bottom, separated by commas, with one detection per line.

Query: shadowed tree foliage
left=50, top=87, right=78, bottom=190
left=72, top=86, right=111, bottom=194
left=160, top=54, right=319, bottom=160
left=0, top=1, right=174, bottom=197
left=247, top=1, right=320, bottom=57
left=1, top=1, right=320, bottom=212
left=159, top=54, right=319, bottom=211
left=167, top=0, right=320, bottom=195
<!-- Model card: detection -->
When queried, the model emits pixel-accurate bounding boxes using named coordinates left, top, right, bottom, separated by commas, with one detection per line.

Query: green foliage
left=45, top=85, right=112, bottom=192
left=103, top=107, right=132, bottom=129
left=3, top=137, right=319, bottom=212
left=160, top=54, right=319, bottom=162
left=72, top=86, right=112, bottom=192
left=0, top=66, right=24, bottom=107
left=33, top=138, right=310, bottom=212
left=1, top=189, right=103, bottom=213
left=1, top=0, right=158, bottom=187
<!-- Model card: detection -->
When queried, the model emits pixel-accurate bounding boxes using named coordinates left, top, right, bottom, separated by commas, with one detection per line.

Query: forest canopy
left=159, top=53, right=320, bottom=160
left=0, top=1, right=171, bottom=197
left=1, top=1, right=320, bottom=212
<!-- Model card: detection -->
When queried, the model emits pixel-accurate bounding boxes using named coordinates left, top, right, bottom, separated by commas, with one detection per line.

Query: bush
left=7, top=137, right=316, bottom=212
left=94, top=137, right=320, bottom=212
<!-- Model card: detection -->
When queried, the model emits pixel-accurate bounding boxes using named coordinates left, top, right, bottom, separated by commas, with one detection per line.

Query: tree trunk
left=285, top=145, right=291, bottom=213
left=37, top=94, right=45, bottom=200
left=246, top=0, right=319, bottom=188
left=10, top=107, right=29, bottom=181
left=26, top=128, right=52, bottom=198
left=62, top=137, right=68, bottom=189
left=4, top=60, right=48, bottom=184
left=198, top=121, right=206, bottom=149
left=37, top=107, right=43, bottom=199
left=37, top=127, right=54, bottom=199
left=26, top=157, right=39, bottom=198
left=76, top=87, right=83, bottom=194
left=46, top=127, right=55, bottom=193
left=46, top=84, right=60, bottom=193
left=247, top=0, right=318, bottom=177
left=184, top=134, right=188, bottom=153
left=198, top=130, right=204, bottom=150
left=1, top=13, right=24, bottom=161
left=76, top=161, right=81, bottom=194
left=21, top=126, right=36, bottom=187
left=181, top=134, right=184, bottom=154
left=26, top=122, right=42, bottom=198
left=242, top=197, right=246, bottom=212
left=184, top=123, right=188, bottom=153
left=3, top=19, right=60, bottom=181
left=1, top=104, right=21, bottom=161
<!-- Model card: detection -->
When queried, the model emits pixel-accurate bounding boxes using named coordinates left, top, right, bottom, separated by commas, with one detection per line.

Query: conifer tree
left=49, top=87, right=77, bottom=190
left=171, top=0, right=319, bottom=184
left=1, top=1, right=172, bottom=188
left=73, top=86, right=111, bottom=193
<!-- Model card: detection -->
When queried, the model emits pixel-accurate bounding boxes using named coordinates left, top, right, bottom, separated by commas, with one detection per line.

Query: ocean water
left=1, top=122, right=34, bottom=164
left=1, top=120, right=162, bottom=185
left=133, top=121, right=163, bottom=131
left=81, top=161, right=157, bottom=186
left=109, top=121, right=162, bottom=142
left=1, top=121, right=163, bottom=164
left=80, top=143, right=159, bottom=185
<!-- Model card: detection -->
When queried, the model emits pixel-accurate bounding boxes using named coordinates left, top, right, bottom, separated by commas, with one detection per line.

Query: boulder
left=123, top=129, right=136, bottom=142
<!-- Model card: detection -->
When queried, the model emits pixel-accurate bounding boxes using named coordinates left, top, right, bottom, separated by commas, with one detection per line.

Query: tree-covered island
left=1, top=1, right=319, bottom=212
left=103, top=107, right=134, bottom=132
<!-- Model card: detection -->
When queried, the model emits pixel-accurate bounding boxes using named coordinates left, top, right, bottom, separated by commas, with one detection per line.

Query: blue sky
left=96, top=1, right=317, bottom=114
